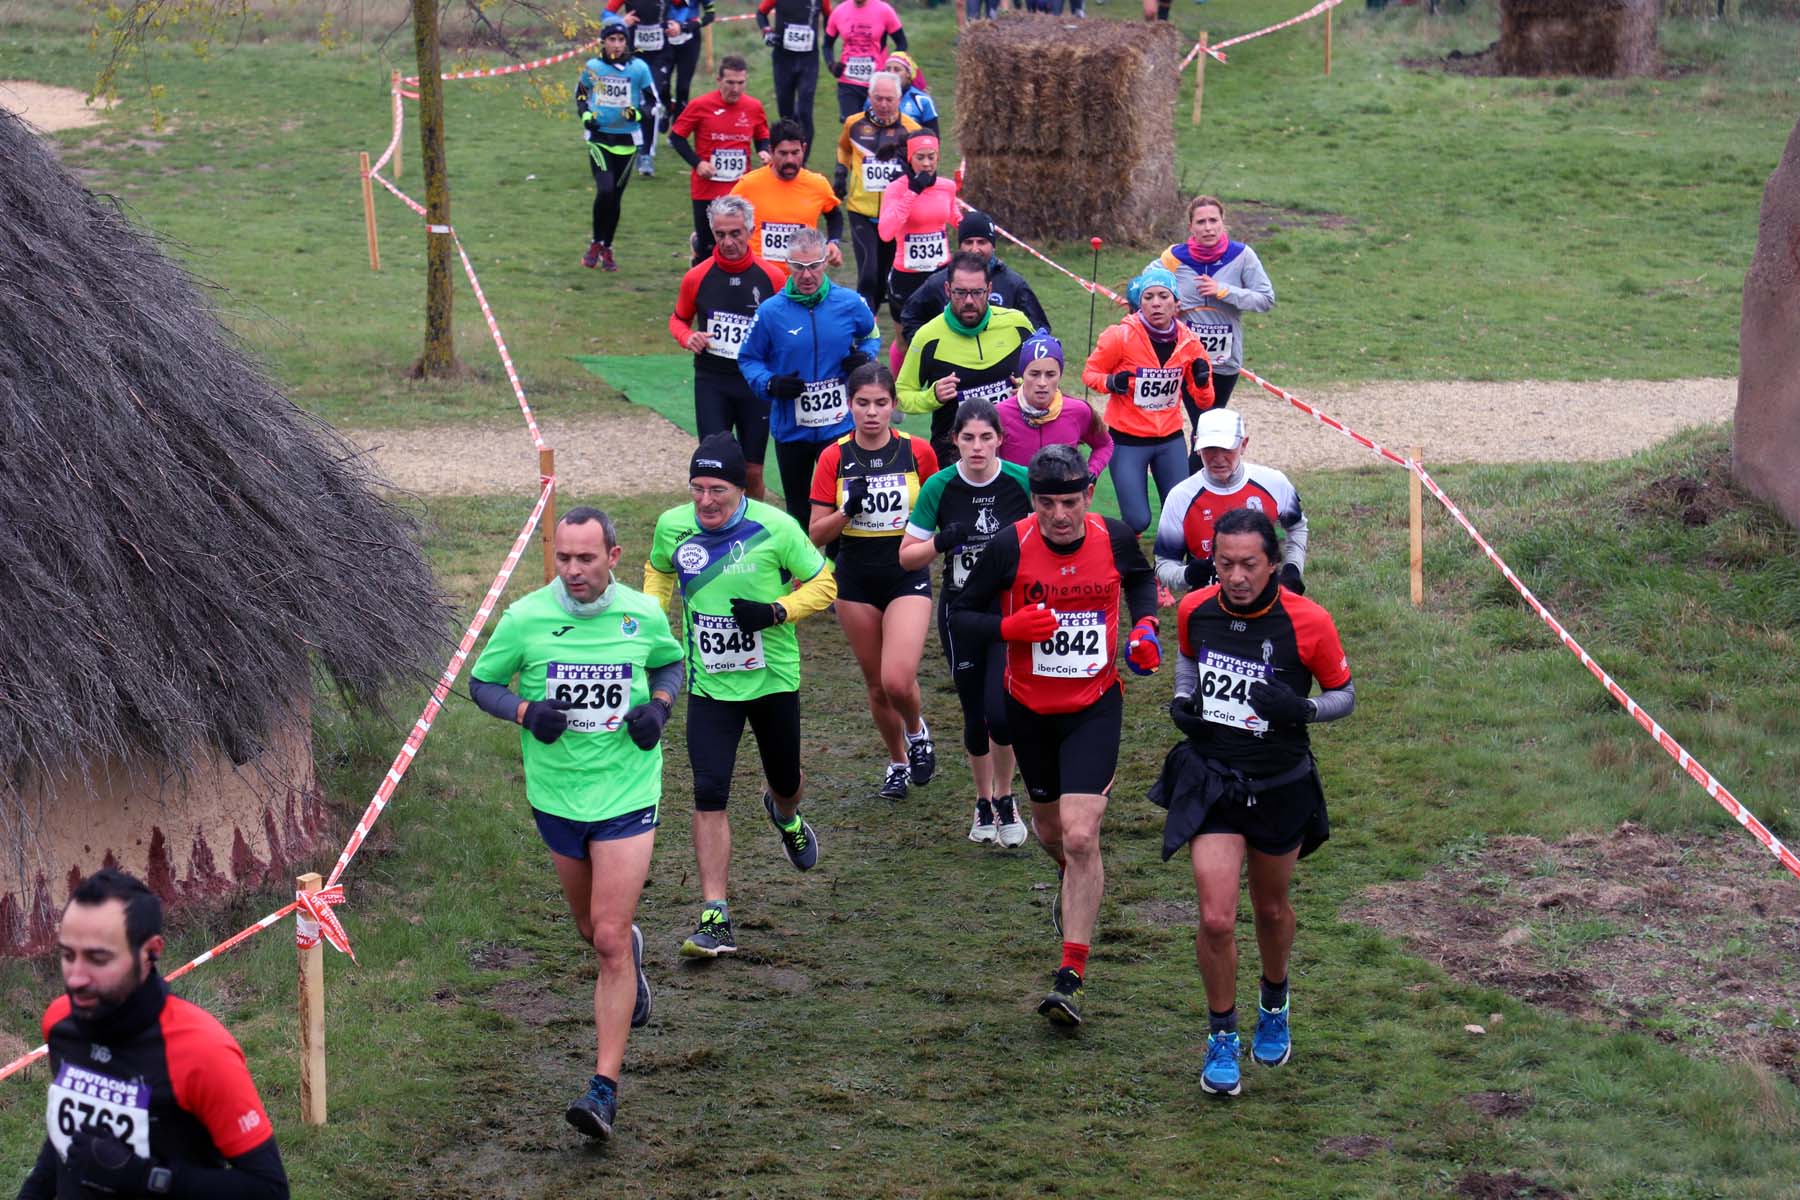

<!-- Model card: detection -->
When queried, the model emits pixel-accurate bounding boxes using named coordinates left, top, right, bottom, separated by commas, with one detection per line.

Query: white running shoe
left=968, top=798, right=998, bottom=843
left=994, top=795, right=1028, bottom=848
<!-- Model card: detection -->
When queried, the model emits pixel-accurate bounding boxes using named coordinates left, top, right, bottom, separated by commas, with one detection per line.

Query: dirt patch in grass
left=1133, top=898, right=1198, bottom=928
left=1621, top=446, right=1746, bottom=529
left=1227, top=200, right=1357, bottom=241
left=1319, top=1134, right=1393, bottom=1160
left=469, top=944, right=538, bottom=972
left=1455, top=1172, right=1569, bottom=1200
left=1345, top=822, right=1800, bottom=1083
left=0, top=81, right=113, bottom=133
left=1467, top=1090, right=1532, bottom=1118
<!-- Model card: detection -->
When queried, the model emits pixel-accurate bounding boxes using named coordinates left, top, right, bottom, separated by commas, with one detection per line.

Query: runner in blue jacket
left=574, top=17, right=660, bottom=271
left=738, top=226, right=882, bottom=526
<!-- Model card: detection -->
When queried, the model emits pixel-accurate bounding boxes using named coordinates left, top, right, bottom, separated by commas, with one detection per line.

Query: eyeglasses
left=787, top=258, right=827, bottom=272
left=949, top=288, right=988, bottom=300
left=688, top=484, right=736, bottom=499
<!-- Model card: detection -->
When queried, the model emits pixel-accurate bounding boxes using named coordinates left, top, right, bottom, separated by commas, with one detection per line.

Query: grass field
left=2, top=2, right=1798, bottom=1197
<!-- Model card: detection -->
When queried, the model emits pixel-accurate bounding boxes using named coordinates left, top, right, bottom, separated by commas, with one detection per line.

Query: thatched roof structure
left=0, top=107, right=447, bottom=795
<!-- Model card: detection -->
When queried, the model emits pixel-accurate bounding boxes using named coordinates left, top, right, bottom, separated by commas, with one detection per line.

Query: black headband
left=1030, top=475, right=1090, bottom=496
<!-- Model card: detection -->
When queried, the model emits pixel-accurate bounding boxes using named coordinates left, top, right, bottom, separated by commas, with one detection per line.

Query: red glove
left=1126, top=618, right=1160, bottom=675
left=999, top=603, right=1060, bottom=643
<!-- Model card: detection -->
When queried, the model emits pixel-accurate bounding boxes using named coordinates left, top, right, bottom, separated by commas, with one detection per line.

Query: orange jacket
left=1082, top=314, right=1215, bottom=440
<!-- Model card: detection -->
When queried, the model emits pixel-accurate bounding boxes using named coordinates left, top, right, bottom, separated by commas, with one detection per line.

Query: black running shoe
left=1036, top=967, right=1084, bottom=1027
left=679, top=907, right=738, bottom=957
left=565, top=1076, right=617, bottom=1139
left=630, top=923, right=651, bottom=1028
left=907, top=729, right=937, bottom=786
left=764, top=790, right=818, bottom=871
left=878, top=762, right=910, bottom=801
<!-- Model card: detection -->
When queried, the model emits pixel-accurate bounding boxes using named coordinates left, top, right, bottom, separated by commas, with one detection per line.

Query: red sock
left=1060, top=941, right=1090, bottom=978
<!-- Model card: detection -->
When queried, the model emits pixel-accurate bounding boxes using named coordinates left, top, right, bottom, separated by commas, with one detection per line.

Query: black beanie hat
left=690, top=433, right=748, bottom=488
left=958, top=210, right=997, bottom=244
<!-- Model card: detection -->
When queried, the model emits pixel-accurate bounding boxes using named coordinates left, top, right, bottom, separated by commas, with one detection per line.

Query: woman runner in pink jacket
left=878, top=130, right=959, bottom=369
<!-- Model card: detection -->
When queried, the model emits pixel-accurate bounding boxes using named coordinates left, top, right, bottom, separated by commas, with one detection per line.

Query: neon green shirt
left=470, top=581, right=681, bottom=821
left=648, top=498, right=827, bottom=701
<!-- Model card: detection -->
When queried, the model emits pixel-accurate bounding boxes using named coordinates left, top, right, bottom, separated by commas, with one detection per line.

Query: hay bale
left=1498, top=0, right=1659, bottom=77
left=956, top=16, right=1183, bottom=246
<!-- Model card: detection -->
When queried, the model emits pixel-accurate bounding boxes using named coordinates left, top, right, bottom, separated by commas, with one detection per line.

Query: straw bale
left=956, top=15, right=1184, bottom=246
left=1498, top=0, right=1658, bottom=76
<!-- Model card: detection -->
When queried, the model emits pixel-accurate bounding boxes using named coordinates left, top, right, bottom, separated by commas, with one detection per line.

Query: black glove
left=1171, top=696, right=1209, bottom=740
left=1190, top=358, right=1213, bottom=389
left=911, top=169, right=937, bottom=192
left=1279, top=562, right=1306, bottom=595
left=1107, top=369, right=1135, bottom=394
left=622, top=697, right=672, bottom=750
left=768, top=373, right=806, bottom=401
left=621, top=105, right=641, bottom=124
left=831, top=164, right=848, bottom=198
left=1248, top=678, right=1313, bottom=728
left=763, top=28, right=779, bottom=45
left=841, top=351, right=873, bottom=375
left=582, top=110, right=599, bottom=132
left=522, top=699, right=575, bottom=745
left=934, top=522, right=971, bottom=553
left=67, top=1131, right=163, bottom=1196
left=875, top=142, right=901, bottom=162
left=841, top=476, right=871, bottom=517
left=730, top=596, right=780, bottom=633
left=830, top=58, right=846, bottom=78
left=1184, top=556, right=1216, bottom=589
left=701, top=7, right=716, bottom=24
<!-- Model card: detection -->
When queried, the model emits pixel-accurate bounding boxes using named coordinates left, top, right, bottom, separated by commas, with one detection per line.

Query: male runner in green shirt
left=645, top=434, right=838, bottom=957
left=470, top=506, right=683, bottom=1142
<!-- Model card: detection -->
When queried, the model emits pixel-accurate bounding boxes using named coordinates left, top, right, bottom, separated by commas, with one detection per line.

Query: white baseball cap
left=1193, top=408, right=1246, bottom=450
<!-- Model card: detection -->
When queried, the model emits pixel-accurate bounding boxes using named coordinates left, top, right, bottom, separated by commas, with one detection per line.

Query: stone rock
left=1735, top=114, right=1800, bottom=530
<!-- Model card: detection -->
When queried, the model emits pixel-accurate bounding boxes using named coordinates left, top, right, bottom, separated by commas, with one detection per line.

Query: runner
left=17, top=869, right=290, bottom=1198
left=669, top=195, right=787, bottom=498
left=1083, top=265, right=1214, bottom=538
left=736, top=227, right=882, bottom=528
left=645, top=435, right=838, bottom=959
left=470, top=507, right=682, bottom=1139
left=834, top=74, right=919, bottom=317
left=899, top=398, right=1034, bottom=844
left=606, top=0, right=679, bottom=175
left=730, top=118, right=845, bottom=266
left=670, top=55, right=772, bottom=264
left=897, top=250, right=1035, bottom=466
left=950, top=444, right=1162, bottom=1027
left=877, top=130, right=958, bottom=335
left=898, top=209, right=1050, bottom=344
left=758, top=0, right=829, bottom=157
left=1154, top=408, right=1309, bottom=596
left=574, top=17, right=659, bottom=271
left=1143, top=0, right=1171, bottom=20
left=1154, top=507, right=1353, bottom=1097
left=1153, top=196, right=1276, bottom=469
left=882, top=51, right=939, bottom=135
left=823, top=0, right=908, bottom=122
left=808, top=363, right=941, bottom=799
left=664, top=0, right=715, bottom=127
left=994, top=330, right=1113, bottom=476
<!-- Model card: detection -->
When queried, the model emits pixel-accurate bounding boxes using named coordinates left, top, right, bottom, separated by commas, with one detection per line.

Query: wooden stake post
left=1409, top=446, right=1424, bottom=607
left=359, top=152, right=380, bottom=272
left=296, top=873, right=327, bottom=1126
left=1324, top=7, right=1333, bottom=75
left=1191, top=33, right=1208, bottom=128
left=540, top=447, right=557, bottom=584
left=704, top=25, right=715, bottom=74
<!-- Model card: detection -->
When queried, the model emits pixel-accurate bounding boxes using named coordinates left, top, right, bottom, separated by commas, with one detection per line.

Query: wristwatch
left=772, top=602, right=788, bottom=625
left=147, top=1166, right=174, bottom=1195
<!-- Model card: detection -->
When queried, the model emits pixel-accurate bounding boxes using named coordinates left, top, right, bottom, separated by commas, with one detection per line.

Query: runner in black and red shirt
left=1156, top=506, right=1354, bottom=1099
left=950, top=443, right=1161, bottom=1029
left=18, top=869, right=288, bottom=1199
left=669, top=194, right=788, bottom=498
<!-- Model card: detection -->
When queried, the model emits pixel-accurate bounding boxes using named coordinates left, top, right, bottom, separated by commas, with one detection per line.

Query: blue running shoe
left=565, top=1076, right=617, bottom=1139
left=764, top=790, right=819, bottom=871
left=1252, top=999, right=1291, bottom=1066
left=1201, top=1030, right=1242, bottom=1097
left=629, top=923, right=651, bottom=1028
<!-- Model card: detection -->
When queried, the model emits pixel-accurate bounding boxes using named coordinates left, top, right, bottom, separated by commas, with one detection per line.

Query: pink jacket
left=995, top=394, right=1115, bottom=476
left=878, top=176, right=959, bottom=275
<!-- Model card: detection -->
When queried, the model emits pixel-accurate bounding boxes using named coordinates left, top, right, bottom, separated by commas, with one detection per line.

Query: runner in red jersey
left=18, top=869, right=288, bottom=1199
left=950, top=444, right=1161, bottom=1029
left=669, top=55, right=771, bottom=264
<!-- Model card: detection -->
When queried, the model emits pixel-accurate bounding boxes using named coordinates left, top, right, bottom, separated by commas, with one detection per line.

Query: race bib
left=1192, top=321, right=1233, bottom=358
left=1198, top=648, right=1272, bottom=732
left=844, top=55, right=876, bottom=84
left=861, top=156, right=904, bottom=193
left=948, top=544, right=983, bottom=589
left=1031, top=611, right=1107, bottom=679
left=634, top=23, right=665, bottom=50
left=782, top=23, right=816, bottom=51
left=960, top=378, right=1012, bottom=405
left=694, top=612, right=763, bottom=672
left=709, top=147, right=748, bottom=181
left=848, top=471, right=909, bottom=532
left=47, top=1064, right=151, bottom=1161
left=1133, top=366, right=1183, bottom=412
left=599, top=75, right=633, bottom=108
left=546, top=662, right=631, bottom=733
left=704, top=311, right=753, bottom=360
left=760, top=221, right=803, bottom=261
left=901, top=230, right=948, bottom=272
left=795, top=378, right=847, bottom=427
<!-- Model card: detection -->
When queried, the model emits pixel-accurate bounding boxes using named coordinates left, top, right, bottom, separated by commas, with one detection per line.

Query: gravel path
left=344, top=377, right=1737, bottom=496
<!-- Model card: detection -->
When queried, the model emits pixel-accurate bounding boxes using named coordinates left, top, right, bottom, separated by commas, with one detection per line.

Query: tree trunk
left=412, top=0, right=459, bottom=376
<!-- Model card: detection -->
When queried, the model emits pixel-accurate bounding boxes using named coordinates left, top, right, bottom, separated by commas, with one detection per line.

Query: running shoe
left=638, top=158, right=655, bottom=178
left=907, top=730, right=937, bottom=786
left=1157, top=581, right=1176, bottom=609
left=565, top=1075, right=617, bottom=1139
left=1201, top=1030, right=1243, bottom=1097
left=679, top=907, right=738, bottom=957
left=764, top=790, right=818, bottom=871
left=878, top=762, right=910, bottom=801
left=968, top=798, right=997, bottom=844
left=994, top=795, right=1027, bottom=848
left=582, top=240, right=603, bottom=269
left=1036, top=967, right=1084, bottom=1027
left=1252, top=999, right=1292, bottom=1066
left=630, top=923, right=652, bottom=1027
left=599, top=245, right=617, bottom=272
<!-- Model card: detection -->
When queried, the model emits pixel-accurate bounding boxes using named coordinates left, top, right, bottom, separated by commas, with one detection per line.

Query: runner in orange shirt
left=730, top=118, right=845, bottom=267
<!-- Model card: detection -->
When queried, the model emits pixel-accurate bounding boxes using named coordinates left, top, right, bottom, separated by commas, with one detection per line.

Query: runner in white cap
left=1153, top=408, right=1309, bottom=596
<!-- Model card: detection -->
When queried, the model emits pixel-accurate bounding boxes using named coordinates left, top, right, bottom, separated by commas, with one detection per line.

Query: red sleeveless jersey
left=1001, top=513, right=1124, bottom=714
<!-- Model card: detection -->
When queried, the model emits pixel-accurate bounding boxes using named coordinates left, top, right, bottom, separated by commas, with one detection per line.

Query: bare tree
left=411, top=0, right=459, bottom=378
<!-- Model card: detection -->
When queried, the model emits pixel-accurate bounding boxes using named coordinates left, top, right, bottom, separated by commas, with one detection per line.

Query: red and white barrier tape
left=403, top=17, right=755, bottom=88
left=373, top=81, right=405, bottom=175
left=1181, top=0, right=1347, bottom=68
left=294, top=883, right=354, bottom=960
left=956, top=199, right=1127, bottom=306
